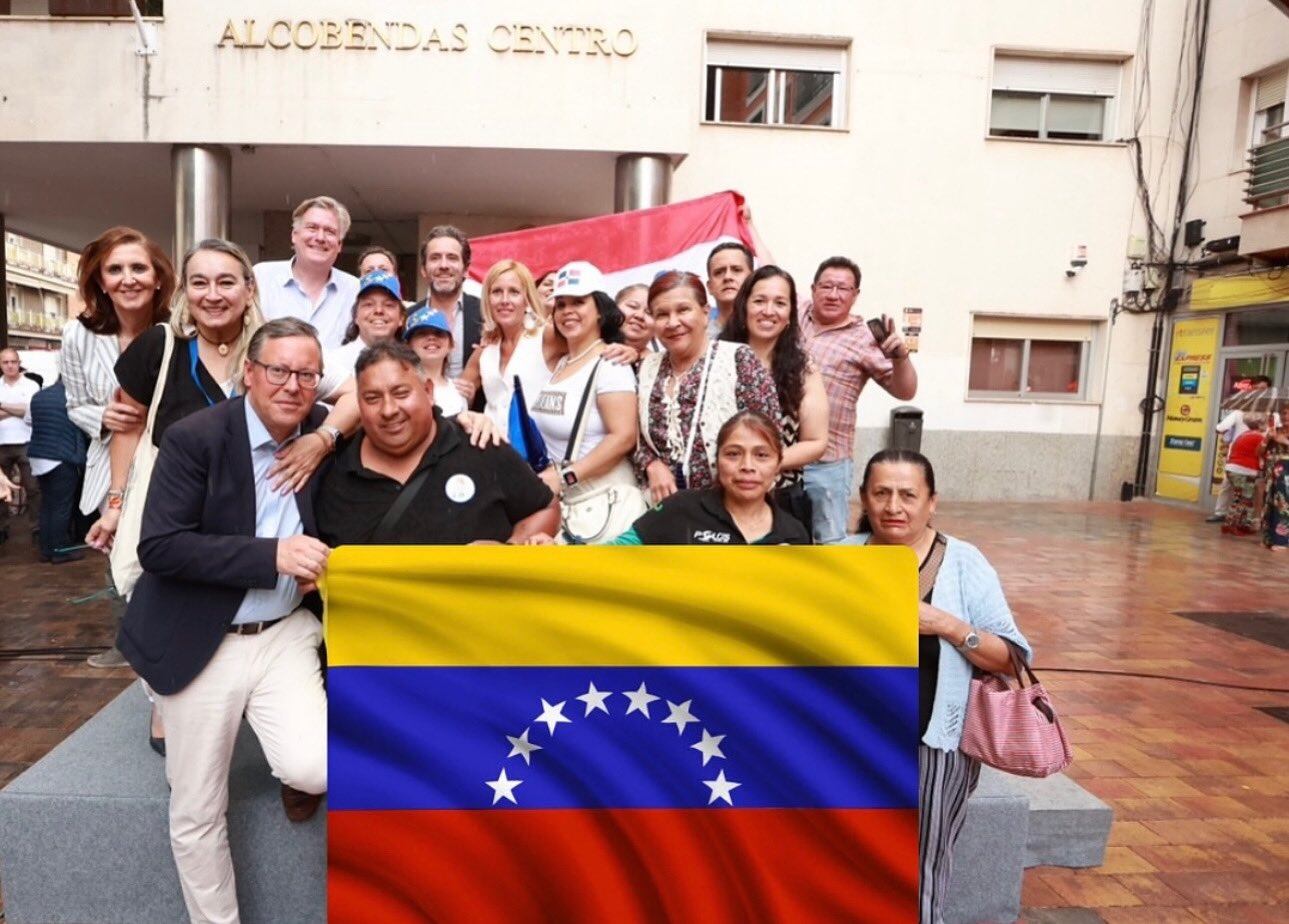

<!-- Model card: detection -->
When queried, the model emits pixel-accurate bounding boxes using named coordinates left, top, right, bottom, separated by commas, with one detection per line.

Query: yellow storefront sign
left=1156, top=316, right=1220, bottom=502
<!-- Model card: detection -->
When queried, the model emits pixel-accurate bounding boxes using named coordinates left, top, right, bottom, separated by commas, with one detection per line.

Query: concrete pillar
left=613, top=154, right=672, bottom=213
left=171, top=145, right=231, bottom=262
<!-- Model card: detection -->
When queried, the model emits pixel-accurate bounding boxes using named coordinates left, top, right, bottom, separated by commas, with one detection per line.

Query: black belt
left=228, top=615, right=288, bottom=636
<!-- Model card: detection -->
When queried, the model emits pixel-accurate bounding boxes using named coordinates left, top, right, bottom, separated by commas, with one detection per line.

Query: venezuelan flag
left=327, top=546, right=919, bottom=923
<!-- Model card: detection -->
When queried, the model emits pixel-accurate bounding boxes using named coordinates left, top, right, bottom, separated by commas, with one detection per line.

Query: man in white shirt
left=253, top=196, right=360, bottom=350
left=0, top=347, right=41, bottom=543
left=1207, top=374, right=1273, bottom=522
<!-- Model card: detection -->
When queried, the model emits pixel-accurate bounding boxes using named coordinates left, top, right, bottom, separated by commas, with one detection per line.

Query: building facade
left=1, top=1, right=1286, bottom=502
left=4, top=232, right=81, bottom=350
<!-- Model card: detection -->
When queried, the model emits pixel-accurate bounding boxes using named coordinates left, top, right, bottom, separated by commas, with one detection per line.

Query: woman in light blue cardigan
left=841, top=449, right=1031, bottom=924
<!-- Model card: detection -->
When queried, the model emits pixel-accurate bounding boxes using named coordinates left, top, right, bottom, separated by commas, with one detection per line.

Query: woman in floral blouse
left=634, top=270, right=781, bottom=501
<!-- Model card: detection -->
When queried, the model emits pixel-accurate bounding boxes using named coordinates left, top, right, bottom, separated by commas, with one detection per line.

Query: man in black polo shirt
left=316, top=341, right=558, bottom=545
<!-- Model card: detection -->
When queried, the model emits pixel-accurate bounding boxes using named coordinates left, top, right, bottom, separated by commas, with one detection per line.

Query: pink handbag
left=959, top=643, right=1073, bottom=778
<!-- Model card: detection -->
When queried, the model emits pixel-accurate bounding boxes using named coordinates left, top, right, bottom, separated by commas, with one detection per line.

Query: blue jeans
left=36, top=462, right=81, bottom=559
left=803, top=458, right=854, bottom=544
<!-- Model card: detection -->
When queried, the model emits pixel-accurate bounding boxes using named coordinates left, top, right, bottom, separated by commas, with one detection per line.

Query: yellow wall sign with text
left=1156, top=316, right=1220, bottom=502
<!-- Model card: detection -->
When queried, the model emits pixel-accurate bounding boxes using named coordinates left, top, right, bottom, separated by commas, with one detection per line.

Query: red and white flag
left=466, top=190, right=754, bottom=296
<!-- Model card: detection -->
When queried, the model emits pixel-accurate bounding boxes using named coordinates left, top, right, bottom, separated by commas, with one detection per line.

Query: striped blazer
left=59, top=318, right=123, bottom=515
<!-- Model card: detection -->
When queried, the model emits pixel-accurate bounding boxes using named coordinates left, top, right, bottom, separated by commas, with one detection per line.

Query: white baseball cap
left=551, top=261, right=607, bottom=298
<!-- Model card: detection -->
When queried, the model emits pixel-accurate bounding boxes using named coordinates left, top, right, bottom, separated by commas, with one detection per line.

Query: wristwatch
left=562, top=466, right=579, bottom=488
left=316, top=425, right=342, bottom=450
left=957, top=630, right=981, bottom=653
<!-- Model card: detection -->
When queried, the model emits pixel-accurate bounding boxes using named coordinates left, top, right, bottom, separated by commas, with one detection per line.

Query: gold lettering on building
left=217, top=20, right=633, bottom=56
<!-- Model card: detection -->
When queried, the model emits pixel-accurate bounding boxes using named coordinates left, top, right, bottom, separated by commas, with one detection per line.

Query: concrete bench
left=2, top=685, right=1109, bottom=924
left=0, top=684, right=324, bottom=924
left=945, top=765, right=1113, bottom=924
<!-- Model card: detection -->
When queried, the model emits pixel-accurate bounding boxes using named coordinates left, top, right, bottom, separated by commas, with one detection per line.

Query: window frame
left=987, top=50, right=1128, bottom=145
left=968, top=336, right=1092, bottom=401
left=702, top=33, right=849, bottom=131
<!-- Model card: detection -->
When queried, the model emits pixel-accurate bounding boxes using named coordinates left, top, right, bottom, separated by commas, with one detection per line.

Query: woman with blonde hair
left=86, top=238, right=264, bottom=755
left=462, top=258, right=563, bottom=431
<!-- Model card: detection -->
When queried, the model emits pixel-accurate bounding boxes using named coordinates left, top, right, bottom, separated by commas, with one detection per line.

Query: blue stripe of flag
left=329, top=666, right=918, bottom=810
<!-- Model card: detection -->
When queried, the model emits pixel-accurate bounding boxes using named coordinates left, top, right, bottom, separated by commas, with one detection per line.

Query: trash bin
left=890, top=406, right=923, bottom=452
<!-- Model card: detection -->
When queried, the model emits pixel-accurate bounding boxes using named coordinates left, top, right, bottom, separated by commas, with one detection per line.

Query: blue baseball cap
left=357, top=269, right=402, bottom=302
left=403, top=306, right=453, bottom=341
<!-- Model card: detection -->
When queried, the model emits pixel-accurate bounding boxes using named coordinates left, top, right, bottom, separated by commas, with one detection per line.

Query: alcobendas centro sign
left=216, top=19, right=638, bottom=56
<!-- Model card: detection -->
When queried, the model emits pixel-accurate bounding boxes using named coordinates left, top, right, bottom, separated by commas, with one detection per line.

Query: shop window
left=968, top=316, right=1095, bottom=399
left=1223, top=304, right=1289, bottom=347
left=704, top=36, right=847, bottom=128
left=989, top=53, right=1123, bottom=142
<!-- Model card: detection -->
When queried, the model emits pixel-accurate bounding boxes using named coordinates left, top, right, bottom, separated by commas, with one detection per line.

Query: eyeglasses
left=815, top=283, right=856, bottom=295
left=252, top=360, right=321, bottom=390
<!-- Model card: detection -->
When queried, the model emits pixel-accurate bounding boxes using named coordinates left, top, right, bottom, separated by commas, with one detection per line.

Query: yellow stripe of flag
left=324, top=546, right=917, bottom=668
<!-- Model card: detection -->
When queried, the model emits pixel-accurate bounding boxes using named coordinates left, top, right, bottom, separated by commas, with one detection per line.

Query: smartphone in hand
left=866, top=317, right=889, bottom=344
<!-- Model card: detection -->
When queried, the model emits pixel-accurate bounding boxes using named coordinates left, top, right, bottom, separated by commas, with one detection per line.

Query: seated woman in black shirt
left=609, top=410, right=810, bottom=545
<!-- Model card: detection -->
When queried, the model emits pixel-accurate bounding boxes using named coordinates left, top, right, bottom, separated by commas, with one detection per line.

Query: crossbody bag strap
left=563, top=358, right=603, bottom=466
left=371, top=467, right=434, bottom=543
left=143, top=325, right=176, bottom=438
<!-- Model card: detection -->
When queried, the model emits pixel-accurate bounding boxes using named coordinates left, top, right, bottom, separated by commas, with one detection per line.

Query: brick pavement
left=0, top=499, right=1286, bottom=921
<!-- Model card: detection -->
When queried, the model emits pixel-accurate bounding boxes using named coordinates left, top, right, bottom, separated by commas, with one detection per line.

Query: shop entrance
left=1201, top=304, right=1289, bottom=510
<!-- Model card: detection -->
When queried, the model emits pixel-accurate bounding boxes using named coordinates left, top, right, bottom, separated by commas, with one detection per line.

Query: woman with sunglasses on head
left=635, top=270, right=781, bottom=503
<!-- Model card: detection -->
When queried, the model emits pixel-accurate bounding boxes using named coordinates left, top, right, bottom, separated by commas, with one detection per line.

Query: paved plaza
left=1, top=499, right=1286, bottom=922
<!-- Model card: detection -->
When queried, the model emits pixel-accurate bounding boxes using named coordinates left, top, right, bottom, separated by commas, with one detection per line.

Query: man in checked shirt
left=799, top=256, right=917, bottom=544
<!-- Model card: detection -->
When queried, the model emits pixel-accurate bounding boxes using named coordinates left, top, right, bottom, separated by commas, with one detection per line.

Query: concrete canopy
left=0, top=141, right=621, bottom=257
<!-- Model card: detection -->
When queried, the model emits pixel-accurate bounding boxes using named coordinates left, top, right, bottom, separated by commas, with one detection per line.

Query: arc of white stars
left=535, top=698, right=572, bottom=735
left=691, top=729, right=726, bottom=766
left=576, top=682, right=613, bottom=717
left=703, top=769, right=741, bottom=806
left=622, top=682, right=660, bottom=718
left=506, top=728, right=542, bottom=765
left=486, top=768, right=523, bottom=805
left=662, top=699, right=700, bottom=736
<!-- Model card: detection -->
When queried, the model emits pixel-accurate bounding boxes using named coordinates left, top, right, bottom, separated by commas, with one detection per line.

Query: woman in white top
left=462, top=259, right=562, bottom=431
left=530, top=262, right=642, bottom=541
left=403, top=307, right=467, bottom=418
left=61, top=226, right=176, bottom=671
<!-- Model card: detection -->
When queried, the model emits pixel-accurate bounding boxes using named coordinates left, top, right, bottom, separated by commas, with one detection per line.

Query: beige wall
left=2, top=0, right=1237, bottom=497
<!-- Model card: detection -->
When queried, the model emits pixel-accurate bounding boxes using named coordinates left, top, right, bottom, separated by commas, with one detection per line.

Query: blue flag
left=507, top=376, right=550, bottom=473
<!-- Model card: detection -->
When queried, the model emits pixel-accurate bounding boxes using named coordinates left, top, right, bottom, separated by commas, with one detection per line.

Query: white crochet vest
left=638, top=341, right=741, bottom=479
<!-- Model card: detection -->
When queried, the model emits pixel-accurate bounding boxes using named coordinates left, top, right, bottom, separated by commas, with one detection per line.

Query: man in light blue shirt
left=118, top=318, right=332, bottom=924
left=253, top=195, right=360, bottom=349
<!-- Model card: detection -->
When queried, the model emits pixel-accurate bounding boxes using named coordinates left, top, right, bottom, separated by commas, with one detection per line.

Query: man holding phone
left=799, top=256, right=917, bottom=543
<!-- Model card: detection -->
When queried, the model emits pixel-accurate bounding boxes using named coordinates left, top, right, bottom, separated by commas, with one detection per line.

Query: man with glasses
left=117, top=317, right=331, bottom=924
left=800, top=256, right=917, bottom=543
left=254, top=195, right=360, bottom=349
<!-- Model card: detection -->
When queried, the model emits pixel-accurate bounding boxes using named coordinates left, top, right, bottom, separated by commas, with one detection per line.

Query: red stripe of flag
left=330, top=807, right=917, bottom=923
left=466, top=191, right=753, bottom=280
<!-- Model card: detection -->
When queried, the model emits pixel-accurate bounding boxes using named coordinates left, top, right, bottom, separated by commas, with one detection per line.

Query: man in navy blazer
left=118, top=317, right=331, bottom=924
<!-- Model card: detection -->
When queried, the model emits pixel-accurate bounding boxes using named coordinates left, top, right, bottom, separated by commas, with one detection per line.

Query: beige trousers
left=158, top=608, right=327, bottom=924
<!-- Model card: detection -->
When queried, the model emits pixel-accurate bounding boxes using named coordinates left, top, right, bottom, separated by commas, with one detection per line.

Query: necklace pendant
left=217, top=343, right=230, bottom=357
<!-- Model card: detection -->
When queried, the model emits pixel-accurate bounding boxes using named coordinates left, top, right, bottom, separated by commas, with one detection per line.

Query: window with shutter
left=988, top=53, right=1124, bottom=142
